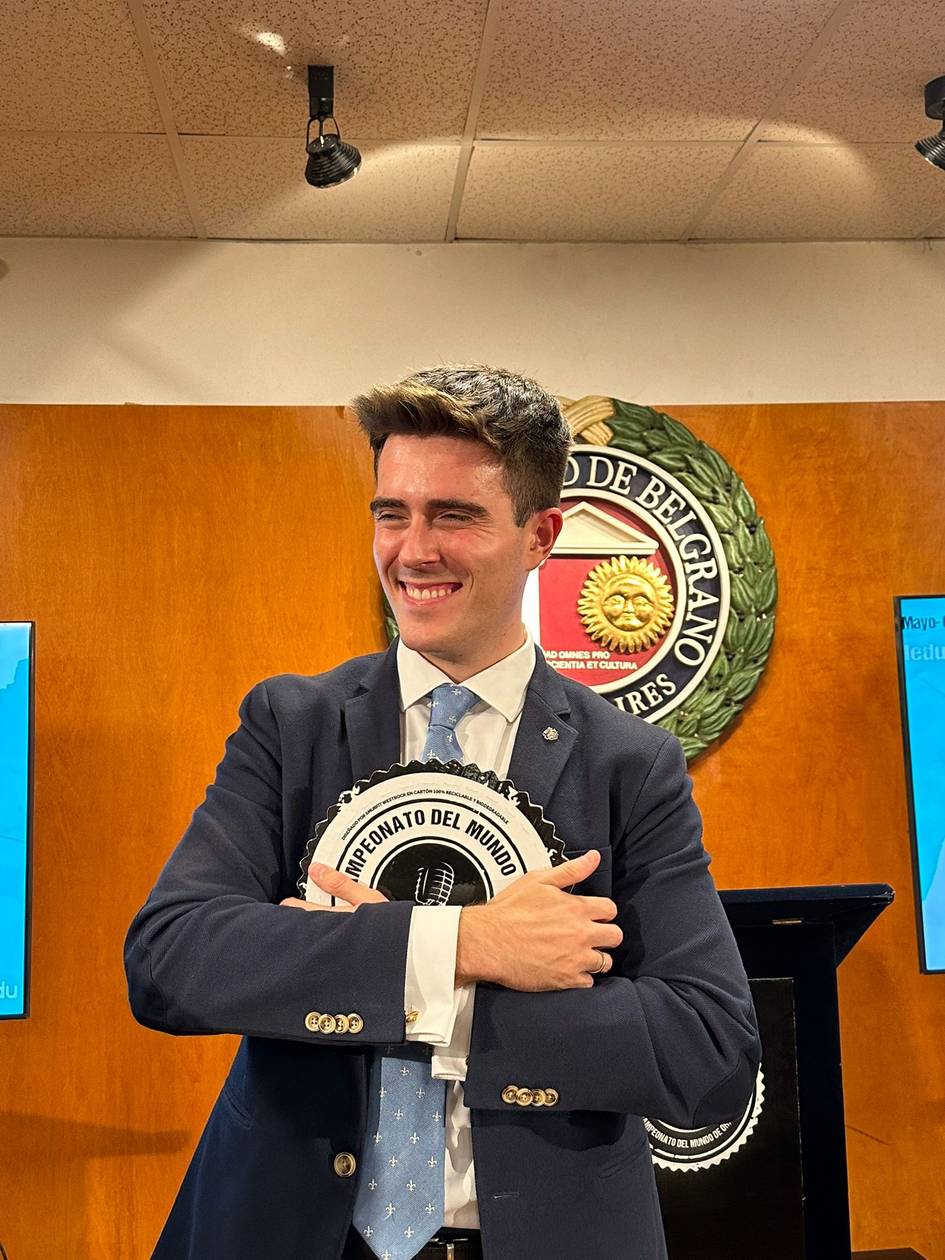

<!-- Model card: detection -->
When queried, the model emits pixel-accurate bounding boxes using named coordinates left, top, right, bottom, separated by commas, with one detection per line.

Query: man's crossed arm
left=281, top=849, right=621, bottom=991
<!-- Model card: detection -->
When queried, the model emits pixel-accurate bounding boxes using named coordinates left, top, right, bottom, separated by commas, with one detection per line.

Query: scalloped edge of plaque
left=645, top=1067, right=765, bottom=1173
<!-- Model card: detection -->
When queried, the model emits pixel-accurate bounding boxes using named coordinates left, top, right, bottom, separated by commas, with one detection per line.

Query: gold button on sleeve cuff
left=306, top=1011, right=363, bottom=1035
left=502, top=1083, right=558, bottom=1106
left=405, top=1008, right=421, bottom=1026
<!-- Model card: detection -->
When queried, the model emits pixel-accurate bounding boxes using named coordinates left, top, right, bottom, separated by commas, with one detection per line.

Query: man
left=125, top=365, right=760, bottom=1259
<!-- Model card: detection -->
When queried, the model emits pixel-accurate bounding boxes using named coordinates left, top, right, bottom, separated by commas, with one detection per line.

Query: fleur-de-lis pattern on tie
left=352, top=1054, right=447, bottom=1260
left=352, top=683, right=478, bottom=1260
left=420, top=684, right=479, bottom=764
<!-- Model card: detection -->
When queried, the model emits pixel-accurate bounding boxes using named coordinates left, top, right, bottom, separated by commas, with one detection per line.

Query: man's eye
left=440, top=512, right=471, bottom=523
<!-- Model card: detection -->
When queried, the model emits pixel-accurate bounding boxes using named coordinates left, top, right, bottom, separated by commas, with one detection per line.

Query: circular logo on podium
left=643, top=1067, right=765, bottom=1172
left=300, top=760, right=564, bottom=906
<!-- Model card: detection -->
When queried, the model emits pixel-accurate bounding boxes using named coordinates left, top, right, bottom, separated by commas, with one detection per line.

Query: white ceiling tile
left=458, top=142, right=739, bottom=240
left=2, top=0, right=941, bottom=245
left=0, top=0, right=162, bottom=131
left=139, top=0, right=488, bottom=139
left=181, top=137, right=458, bottom=239
left=478, top=0, right=838, bottom=141
left=762, top=0, right=945, bottom=142
left=695, top=143, right=945, bottom=239
left=0, top=136, right=194, bottom=237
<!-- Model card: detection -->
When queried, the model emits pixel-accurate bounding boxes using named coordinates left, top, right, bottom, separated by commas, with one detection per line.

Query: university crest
left=528, top=397, right=776, bottom=759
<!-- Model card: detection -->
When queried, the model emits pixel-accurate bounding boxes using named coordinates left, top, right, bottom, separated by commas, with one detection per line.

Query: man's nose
left=398, top=517, right=441, bottom=567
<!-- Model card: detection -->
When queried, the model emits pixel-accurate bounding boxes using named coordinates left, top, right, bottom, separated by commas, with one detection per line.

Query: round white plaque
left=300, top=760, right=564, bottom=907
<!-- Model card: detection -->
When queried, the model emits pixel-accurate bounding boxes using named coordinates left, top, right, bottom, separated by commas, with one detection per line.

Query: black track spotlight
left=916, top=74, right=945, bottom=171
left=305, top=124, right=361, bottom=187
left=305, top=64, right=361, bottom=188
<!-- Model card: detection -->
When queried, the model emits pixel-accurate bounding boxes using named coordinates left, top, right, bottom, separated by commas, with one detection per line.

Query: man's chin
left=397, top=625, right=448, bottom=653
left=395, top=623, right=463, bottom=665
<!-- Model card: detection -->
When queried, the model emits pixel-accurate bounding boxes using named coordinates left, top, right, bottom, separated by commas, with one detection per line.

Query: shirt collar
left=397, top=629, right=535, bottom=723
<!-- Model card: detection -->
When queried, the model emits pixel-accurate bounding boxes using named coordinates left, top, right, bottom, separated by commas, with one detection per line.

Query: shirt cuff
left=404, top=905, right=463, bottom=1046
left=431, top=981, right=474, bottom=1082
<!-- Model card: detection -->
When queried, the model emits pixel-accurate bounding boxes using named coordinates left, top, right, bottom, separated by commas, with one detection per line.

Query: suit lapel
left=342, top=642, right=579, bottom=806
left=507, top=649, right=577, bottom=813
left=342, top=640, right=402, bottom=784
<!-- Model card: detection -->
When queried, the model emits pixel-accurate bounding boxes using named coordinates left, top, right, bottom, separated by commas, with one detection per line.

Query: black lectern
left=651, top=884, right=893, bottom=1260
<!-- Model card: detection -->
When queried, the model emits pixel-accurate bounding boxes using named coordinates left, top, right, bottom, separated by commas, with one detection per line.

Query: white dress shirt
left=397, top=629, right=536, bottom=1228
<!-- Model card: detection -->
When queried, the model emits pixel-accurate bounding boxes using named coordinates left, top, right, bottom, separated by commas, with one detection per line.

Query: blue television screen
left=895, top=596, right=945, bottom=973
left=0, top=621, right=33, bottom=1018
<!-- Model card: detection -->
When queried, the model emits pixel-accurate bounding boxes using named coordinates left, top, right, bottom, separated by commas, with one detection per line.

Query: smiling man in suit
left=125, top=365, right=760, bottom=1260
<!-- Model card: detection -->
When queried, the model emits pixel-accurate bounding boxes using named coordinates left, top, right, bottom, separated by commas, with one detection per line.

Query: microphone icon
left=414, top=861, right=455, bottom=906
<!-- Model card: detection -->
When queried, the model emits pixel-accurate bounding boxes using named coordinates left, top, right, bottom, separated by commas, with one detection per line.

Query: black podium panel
left=648, top=885, right=893, bottom=1260
left=654, top=979, right=804, bottom=1258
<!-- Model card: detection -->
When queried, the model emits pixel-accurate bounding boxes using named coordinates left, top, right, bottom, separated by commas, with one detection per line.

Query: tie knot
left=421, top=684, right=480, bottom=764
left=428, top=683, right=479, bottom=729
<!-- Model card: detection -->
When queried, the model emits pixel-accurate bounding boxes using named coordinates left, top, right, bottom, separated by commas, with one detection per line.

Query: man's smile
left=398, top=580, right=463, bottom=605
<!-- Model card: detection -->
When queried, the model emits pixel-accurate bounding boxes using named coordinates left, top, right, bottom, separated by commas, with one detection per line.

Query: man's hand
left=279, top=863, right=389, bottom=912
left=455, top=849, right=621, bottom=991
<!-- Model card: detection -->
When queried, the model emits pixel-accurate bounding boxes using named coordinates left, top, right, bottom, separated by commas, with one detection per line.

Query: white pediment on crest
left=554, top=501, right=656, bottom=556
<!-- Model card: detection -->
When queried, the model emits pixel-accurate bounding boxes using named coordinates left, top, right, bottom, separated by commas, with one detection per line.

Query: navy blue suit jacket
left=125, top=643, right=760, bottom=1259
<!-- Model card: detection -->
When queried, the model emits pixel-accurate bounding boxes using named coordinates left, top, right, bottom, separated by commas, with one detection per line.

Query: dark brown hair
left=351, top=364, right=572, bottom=526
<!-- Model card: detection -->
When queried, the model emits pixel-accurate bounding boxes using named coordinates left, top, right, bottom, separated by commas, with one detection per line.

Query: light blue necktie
left=352, top=684, right=479, bottom=1260
left=421, top=683, right=479, bottom=764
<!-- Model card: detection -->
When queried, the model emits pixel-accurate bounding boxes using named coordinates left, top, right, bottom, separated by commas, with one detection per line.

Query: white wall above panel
left=0, top=238, right=942, bottom=406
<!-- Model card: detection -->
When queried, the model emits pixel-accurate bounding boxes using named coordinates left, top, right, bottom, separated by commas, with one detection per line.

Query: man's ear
left=526, top=507, right=563, bottom=571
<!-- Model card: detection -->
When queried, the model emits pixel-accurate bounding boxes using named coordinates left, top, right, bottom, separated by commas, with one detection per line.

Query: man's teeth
left=404, top=584, right=456, bottom=601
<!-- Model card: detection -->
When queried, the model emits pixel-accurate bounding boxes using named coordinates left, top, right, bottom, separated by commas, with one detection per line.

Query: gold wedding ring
left=589, top=950, right=607, bottom=975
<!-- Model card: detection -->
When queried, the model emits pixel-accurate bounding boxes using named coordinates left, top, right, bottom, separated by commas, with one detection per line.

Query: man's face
left=372, top=434, right=560, bottom=680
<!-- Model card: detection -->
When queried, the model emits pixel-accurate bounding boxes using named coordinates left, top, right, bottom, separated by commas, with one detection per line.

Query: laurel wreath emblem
left=562, top=397, right=777, bottom=761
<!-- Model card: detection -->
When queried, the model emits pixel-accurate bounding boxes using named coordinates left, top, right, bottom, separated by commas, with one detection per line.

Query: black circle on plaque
left=375, top=841, right=489, bottom=907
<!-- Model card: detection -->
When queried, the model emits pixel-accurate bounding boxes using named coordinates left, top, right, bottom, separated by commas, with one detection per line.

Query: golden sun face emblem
left=578, top=555, right=674, bottom=654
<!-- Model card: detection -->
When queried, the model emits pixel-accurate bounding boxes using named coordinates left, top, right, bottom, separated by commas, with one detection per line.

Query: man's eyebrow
left=369, top=497, right=405, bottom=514
left=428, top=498, right=490, bottom=518
left=369, top=497, right=490, bottom=518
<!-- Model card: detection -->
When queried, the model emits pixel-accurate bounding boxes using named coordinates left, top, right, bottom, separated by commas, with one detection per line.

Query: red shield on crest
left=527, top=499, right=678, bottom=694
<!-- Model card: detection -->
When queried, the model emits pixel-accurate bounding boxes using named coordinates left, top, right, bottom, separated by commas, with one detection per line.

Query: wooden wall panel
left=0, top=405, right=385, bottom=1259
left=672, top=402, right=945, bottom=1260
left=0, top=401, right=942, bottom=1258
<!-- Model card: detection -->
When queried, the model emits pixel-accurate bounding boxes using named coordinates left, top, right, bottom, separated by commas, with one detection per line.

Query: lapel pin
left=542, top=726, right=559, bottom=742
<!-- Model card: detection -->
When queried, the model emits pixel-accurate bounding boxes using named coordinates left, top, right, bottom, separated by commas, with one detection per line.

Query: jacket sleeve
left=461, top=734, right=760, bottom=1127
left=123, top=679, right=414, bottom=1045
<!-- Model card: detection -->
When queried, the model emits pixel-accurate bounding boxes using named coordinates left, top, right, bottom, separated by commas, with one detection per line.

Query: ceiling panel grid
left=0, top=0, right=942, bottom=242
